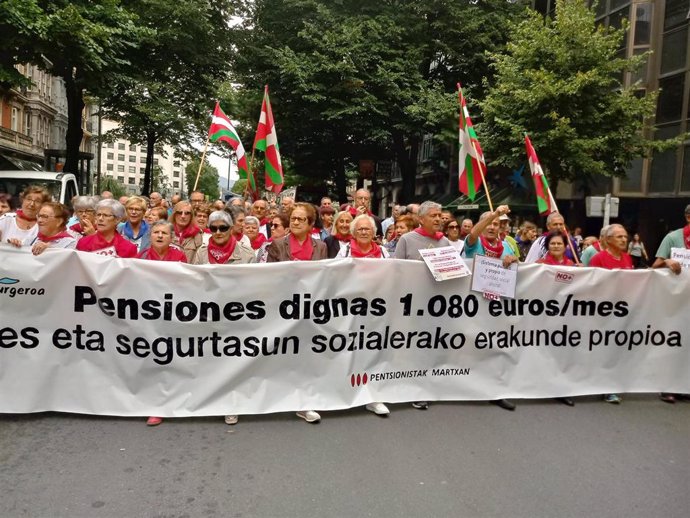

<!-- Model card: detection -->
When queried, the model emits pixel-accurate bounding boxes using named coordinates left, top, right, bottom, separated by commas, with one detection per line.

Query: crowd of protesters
left=1, top=185, right=688, bottom=422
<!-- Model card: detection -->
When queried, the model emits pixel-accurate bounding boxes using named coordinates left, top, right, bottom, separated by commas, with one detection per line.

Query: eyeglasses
left=355, top=228, right=373, bottom=233
left=177, top=211, right=192, bottom=216
left=75, top=209, right=95, bottom=215
left=270, top=223, right=282, bottom=228
left=24, top=198, right=43, bottom=205
left=37, top=214, right=56, bottom=220
left=290, top=216, right=307, bottom=223
left=447, top=224, right=459, bottom=229
left=95, top=213, right=115, bottom=219
left=128, top=208, right=143, bottom=213
left=209, top=225, right=230, bottom=233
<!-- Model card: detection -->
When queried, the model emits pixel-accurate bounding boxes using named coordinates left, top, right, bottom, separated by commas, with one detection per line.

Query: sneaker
left=296, top=410, right=321, bottom=423
left=604, top=394, right=622, bottom=404
left=365, top=402, right=390, bottom=416
left=224, top=415, right=239, bottom=425
left=411, top=401, right=428, bottom=410
left=146, top=416, right=163, bottom=426
left=659, top=393, right=676, bottom=404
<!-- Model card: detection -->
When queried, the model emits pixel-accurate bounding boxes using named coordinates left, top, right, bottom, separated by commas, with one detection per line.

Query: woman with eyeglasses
left=117, top=196, right=150, bottom=253
left=256, top=213, right=290, bottom=263
left=20, top=202, right=77, bottom=255
left=444, top=219, right=464, bottom=252
left=69, top=196, right=98, bottom=238
left=0, top=185, right=51, bottom=246
left=323, top=210, right=353, bottom=258
left=193, top=202, right=212, bottom=246
left=76, top=200, right=138, bottom=257
left=191, top=211, right=255, bottom=266
left=171, top=200, right=203, bottom=263
left=336, top=214, right=390, bottom=259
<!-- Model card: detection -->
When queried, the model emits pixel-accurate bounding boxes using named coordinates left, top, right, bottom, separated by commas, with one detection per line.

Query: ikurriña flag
left=525, top=134, right=557, bottom=215
left=253, top=85, right=284, bottom=194
left=208, top=102, right=254, bottom=193
left=457, top=84, right=487, bottom=201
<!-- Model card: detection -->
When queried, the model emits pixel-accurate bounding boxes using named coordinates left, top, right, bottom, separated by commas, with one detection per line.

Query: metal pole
left=603, top=193, right=611, bottom=227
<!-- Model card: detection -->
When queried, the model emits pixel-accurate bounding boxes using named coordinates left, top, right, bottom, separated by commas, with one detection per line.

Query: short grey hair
left=604, top=224, right=626, bottom=238
left=149, top=220, right=174, bottom=235
left=350, top=214, right=376, bottom=235
left=546, top=212, right=564, bottom=226
left=244, top=215, right=260, bottom=227
left=96, top=199, right=125, bottom=220
left=418, top=201, right=441, bottom=218
left=209, top=210, right=233, bottom=227
left=226, top=205, right=245, bottom=219
left=478, top=211, right=494, bottom=222
left=73, top=195, right=98, bottom=211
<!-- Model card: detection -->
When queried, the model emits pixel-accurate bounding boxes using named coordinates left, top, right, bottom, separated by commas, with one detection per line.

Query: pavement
left=1, top=394, right=688, bottom=518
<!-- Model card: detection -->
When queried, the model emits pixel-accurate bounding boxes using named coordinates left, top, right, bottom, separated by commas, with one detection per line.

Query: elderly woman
left=244, top=215, right=267, bottom=252
left=192, top=211, right=255, bottom=265
left=69, top=195, right=98, bottom=238
left=536, top=231, right=574, bottom=266
left=336, top=214, right=389, bottom=259
left=118, top=196, right=150, bottom=252
left=22, top=202, right=77, bottom=254
left=171, top=200, right=203, bottom=263
left=267, top=202, right=326, bottom=424
left=144, top=206, right=168, bottom=225
left=0, top=185, right=51, bottom=246
left=323, top=210, right=353, bottom=258
left=193, top=202, right=212, bottom=246
left=227, top=205, right=252, bottom=249
left=0, top=193, right=14, bottom=216
left=256, top=213, right=289, bottom=263
left=76, top=199, right=138, bottom=257
left=138, top=220, right=187, bottom=262
left=444, top=219, right=464, bottom=252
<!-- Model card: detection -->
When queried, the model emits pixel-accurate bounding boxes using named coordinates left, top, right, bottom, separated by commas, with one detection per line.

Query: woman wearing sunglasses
left=171, top=200, right=203, bottom=263
left=256, top=213, right=290, bottom=263
left=191, top=211, right=255, bottom=266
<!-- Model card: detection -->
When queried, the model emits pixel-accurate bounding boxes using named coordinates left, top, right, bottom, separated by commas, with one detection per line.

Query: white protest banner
left=470, top=254, right=518, bottom=299
left=670, top=248, right=690, bottom=270
left=0, top=247, right=688, bottom=417
left=418, top=246, right=471, bottom=281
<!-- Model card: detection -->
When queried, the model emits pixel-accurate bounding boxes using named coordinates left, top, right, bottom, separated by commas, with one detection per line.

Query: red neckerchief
left=70, top=222, right=83, bottom=234
left=348, top=206, right=373, bottom=218
left=349, top=238, right=382, bottom=258
left=684, top=225, right=690, bottom=249
left=139, top=247, right=185, bottom=262
left=207, top=236, right=237, bottom=264
left=37, top=230, right=72, bottom=242
left=414, top=227, right=444, bottom=240
left=250, top=233, right=267, bottom=250
left=232, top=231, right=243, bottom=241
left=538, top=253, right=573, bottom=266
left=203, top=228, right=211, bottom=234
left=333, top=233, right=350, bottom=242
left=480, top=235, right=504, bottom=258
left=16, top=209, right=36, bottom=222
left=289, top=234, right=313, bottom=261
left=174, top=224, right=201, bottom=242
left=593, top=241, right=602, bottom=252
left=259, top=217, right=270, bottom=226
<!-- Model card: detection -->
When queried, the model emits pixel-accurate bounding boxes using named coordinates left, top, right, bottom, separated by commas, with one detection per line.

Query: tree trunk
left=393, top=132, right=420, bottom=203
left=142, top=131, right=157, bottom=196
left=63, top=71, right=85, bottom=190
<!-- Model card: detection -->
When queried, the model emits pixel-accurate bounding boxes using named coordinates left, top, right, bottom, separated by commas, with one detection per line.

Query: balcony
left=0, top=127, right=33, bottom=154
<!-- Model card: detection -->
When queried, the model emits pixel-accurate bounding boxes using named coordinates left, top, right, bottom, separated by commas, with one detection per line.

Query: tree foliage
left=185, top=158, right=219, bottom=199
left=479, top=0, right=660, bottom=188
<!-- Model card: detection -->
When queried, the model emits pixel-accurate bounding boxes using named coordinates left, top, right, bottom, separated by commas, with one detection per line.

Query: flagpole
left=245, top=147, right=257, bottom=200
left=193, top=135, right=210, bottom=192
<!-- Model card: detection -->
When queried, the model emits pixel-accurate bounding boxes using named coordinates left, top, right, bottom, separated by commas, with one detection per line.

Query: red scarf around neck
left=348, top=206, right=373, bottom=218
left=414, top=227, right=444, bottom=240
left=333, top=232, right=350, bottom=242
left=538, top=253, right=573, bottom=266
left=289, top=234, right=313, bottom=261
left=259, top=217, right=271, bottom=226
left=16, top=209, right=36, bottom=222
left=37, top=230, right=72, bottom=243
left=349, top=238, right=382, bottom=258
left=684, top=225, right=690, bottom=249
left=480, top=235, right=504, bottom=258
left=175, top=224, right=201, bottom=243
left=250, top=233, right=267, bottom=250
left=207, top=236, right=237, bottom=264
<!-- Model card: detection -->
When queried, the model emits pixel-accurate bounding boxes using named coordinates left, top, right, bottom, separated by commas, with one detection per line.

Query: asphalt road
left=1, top=394, right=688, bottom=518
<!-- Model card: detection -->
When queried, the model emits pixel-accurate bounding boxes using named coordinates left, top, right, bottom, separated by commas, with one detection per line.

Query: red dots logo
left=350, top=372, right=368, bottom=387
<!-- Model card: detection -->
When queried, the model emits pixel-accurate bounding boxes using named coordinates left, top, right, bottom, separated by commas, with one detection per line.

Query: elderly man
left=525, top=212, right=579, bottom=263
left=348, top=188, right=383, bottom=237
left=190, top=191, right=205, bottom=210
left=280, top=196, right=295, bottom=214
left=100, top=190, right=114, bottom=199
left=459, top=218, right=473, bottom=240
left=149, top=192, right=162, bottom=208
left=381, top=204, right=401, bottom=237
left=251, top=199, right=271, bottom=238
left=320, top=196, right=333, bottom=209
left=395, top=200, right=450, bottom=410
left=652, top=204, right=690, bottom=403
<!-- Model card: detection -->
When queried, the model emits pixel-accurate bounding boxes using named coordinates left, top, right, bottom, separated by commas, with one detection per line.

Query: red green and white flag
left=457, top=84, right=487, bottom=201
left=525, top=134, right=557, bottom=215
left=253, top=85, right=284, bottom=194
left=208, top=102, right=255, bottom=194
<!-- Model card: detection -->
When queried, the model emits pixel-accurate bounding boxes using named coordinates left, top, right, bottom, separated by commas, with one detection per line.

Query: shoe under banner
left=0, top=246, right=688, bottom=416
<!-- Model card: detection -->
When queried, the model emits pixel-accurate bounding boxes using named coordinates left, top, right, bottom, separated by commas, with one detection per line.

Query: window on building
left=173, top=160, right=180, bottom=167
left=140, top=156, right=146, bottom=163
left=24, top=112, right=31, bottom=136
left=118, top=153, right=125, bottom=161
left=118, top=143, right=125, bottom=150
left=153, top=158, right=159, bottom=166
left=128, top=177, right=135, bottom=185
left=118, top=176, right=125, bottom=183
left=664, top=0, right=689, bottom=31
left=11, top=107, right=18, bottom=131
left=107, top=164, right=114, bottom=171
left=648, top=124, right=681, bottom=192
left=129, top=166, right=136, bottom=174
left=173, top=181, right=180, bottom=188
left=173, top=170, right=180, bottom=177
left=661, top=27, right=688, bottom=75
left=107, top=152, right=114, bottom=160
left=117, top=165, right=125, bottom=173
left=140, top=167, right=146, bottom=174
left=107, top=142, right=114, bottom=149
left=656, top=74, right=685, bottom=124
left=129, top=144, right=136, bottom=152
left=129, top=155, right=136, bottom=163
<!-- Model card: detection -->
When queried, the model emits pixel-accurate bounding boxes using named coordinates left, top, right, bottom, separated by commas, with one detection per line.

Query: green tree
left=99, top=176, right=126, bottom=198
left=100, top=0, right=235, bottom=196
left=479, top=0, right=667, bottom=188
left=185, top=159, right=219, bottom=199
left=231, top=178, right=247, bottom=195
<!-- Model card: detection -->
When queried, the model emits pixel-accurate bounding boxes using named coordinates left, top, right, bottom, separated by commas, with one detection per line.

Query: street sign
left=585, top=195, right=619, bottom=218
left=457, top=204, right=479, bottom=210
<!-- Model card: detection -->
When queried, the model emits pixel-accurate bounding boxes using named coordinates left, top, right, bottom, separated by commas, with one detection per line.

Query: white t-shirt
left=0, top=213, right=39, bottom=245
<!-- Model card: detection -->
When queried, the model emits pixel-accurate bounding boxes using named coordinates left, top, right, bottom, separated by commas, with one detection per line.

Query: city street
left=1, top=394, right=688, bottom=518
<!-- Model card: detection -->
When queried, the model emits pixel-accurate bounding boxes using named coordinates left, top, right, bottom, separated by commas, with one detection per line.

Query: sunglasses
left=270, top=223, right=282, bottom=228
left=178, top=211, right=192, bottom=216
left=447, top=224, right=459, bottom=229
left=209, top=225, right=230, bottom=233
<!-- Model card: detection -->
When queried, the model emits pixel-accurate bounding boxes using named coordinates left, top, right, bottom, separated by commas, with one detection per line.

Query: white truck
left=0, top=171, right=81, bottom=206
